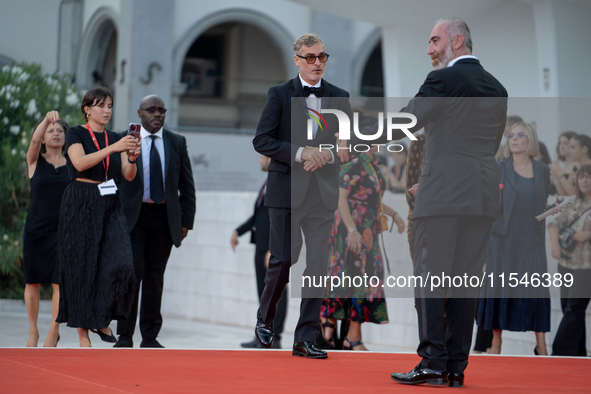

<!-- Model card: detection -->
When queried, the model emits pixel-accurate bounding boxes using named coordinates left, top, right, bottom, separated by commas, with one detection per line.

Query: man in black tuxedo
left=252, top=33, right=352, bottom=359
left=115, top=95, right=196, bottom=348
left=386, top=18, right=508, bottom=387
left=230, top=155, right=287, bottom=349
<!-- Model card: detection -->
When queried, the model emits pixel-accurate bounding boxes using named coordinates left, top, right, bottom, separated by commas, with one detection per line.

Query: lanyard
left=85, top=122, right=109, bottom=181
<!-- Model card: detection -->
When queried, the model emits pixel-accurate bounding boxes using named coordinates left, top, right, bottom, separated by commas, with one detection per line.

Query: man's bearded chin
left=432, top=58, right=441, bottom=69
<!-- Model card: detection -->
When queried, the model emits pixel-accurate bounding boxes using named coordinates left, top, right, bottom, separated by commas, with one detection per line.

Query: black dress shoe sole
left=291, top=349, right=328, bottom=359
left=391, top=376, right=447, bottom=386
left=449, top=381, right=464, bottom=388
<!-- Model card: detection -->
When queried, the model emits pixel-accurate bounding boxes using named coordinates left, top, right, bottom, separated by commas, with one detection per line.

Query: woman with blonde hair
left=477, top=122, right=552, bottom=355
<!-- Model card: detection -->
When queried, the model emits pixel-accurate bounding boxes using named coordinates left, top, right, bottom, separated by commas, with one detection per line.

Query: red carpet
left=1, top=349, right=588, bottom=393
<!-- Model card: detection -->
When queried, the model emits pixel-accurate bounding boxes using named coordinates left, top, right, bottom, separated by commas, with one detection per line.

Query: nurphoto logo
left=305, top=109, right=418, bottom=153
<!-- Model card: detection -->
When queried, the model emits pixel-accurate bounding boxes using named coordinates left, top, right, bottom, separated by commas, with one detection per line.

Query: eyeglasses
left=508, top=132, right=527, bottom=139
left=140, top=106, right=167, bottom=114
left=296, top=53, right=330, bottom=64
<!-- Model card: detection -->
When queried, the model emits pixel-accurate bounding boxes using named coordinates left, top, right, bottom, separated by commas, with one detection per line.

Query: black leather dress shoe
left=448, top=372, right=464, bottom=388
left=391, top=364, right=448, bottom=386
left=113, top=335, right=133, bottom=348
left=140, top=339, right=164, bottom=348
left=255, top=321, right=275, bottom=348
left=292, top=341, right=328, bottom=359
left=242, top=337, right=282, bottom=349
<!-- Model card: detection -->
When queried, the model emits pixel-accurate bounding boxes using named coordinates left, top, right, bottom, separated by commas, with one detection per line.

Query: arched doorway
left=76, top=8, right=118, bottom=93
left=360, top=41, right=384, bottom=98
left=177, top=21, right=288, bottom=131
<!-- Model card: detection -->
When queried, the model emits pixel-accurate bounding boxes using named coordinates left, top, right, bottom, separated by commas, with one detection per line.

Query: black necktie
left=303, top=86, right=323, bottom=97
left=149, top=135, right=164, bottom=204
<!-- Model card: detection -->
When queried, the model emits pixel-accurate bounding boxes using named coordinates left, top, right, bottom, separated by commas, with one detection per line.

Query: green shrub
left=0, top=63, right=82, bottom=298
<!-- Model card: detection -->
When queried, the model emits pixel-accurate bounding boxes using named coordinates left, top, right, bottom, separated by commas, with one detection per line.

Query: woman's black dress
left=57, top=125, right=136, bottom=329
left=23, top=154, right=70, bottom=284
left=477, top=172, right=550, bottom=332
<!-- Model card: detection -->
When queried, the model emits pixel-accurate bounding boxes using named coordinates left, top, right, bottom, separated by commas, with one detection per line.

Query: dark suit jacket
left=379, top=59, right=508, bottom=219
left=492, top=157, right=550, bottom=245
left=236, top=184, right=270, bottom=250
left=252, top=75, right=352, bottom=210
left=120, top=128, right=196, bottom=247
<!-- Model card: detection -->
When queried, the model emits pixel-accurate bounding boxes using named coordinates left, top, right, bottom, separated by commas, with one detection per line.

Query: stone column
left=114, top=0, right=175, bottom=131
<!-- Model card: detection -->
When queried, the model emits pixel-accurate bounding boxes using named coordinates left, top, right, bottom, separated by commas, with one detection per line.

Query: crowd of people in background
left=472, top=120, right=591, bottom=357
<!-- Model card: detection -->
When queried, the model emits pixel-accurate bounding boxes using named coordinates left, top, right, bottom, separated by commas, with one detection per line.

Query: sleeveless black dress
left=23, top=154, right=69, bottom=284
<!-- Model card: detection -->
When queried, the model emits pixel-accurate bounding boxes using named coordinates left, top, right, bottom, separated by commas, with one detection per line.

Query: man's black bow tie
left=303, top=86, right=323, bottom=97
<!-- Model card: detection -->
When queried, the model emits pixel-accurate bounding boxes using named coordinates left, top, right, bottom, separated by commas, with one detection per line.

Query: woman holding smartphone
left=57, top=87, right=140, bottom=347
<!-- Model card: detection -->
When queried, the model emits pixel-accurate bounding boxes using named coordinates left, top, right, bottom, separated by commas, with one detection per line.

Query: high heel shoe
left=317, top=319, right=336, bottom=349
left=342, top=337, right=368, bottom=351
left=534, top=346, right=539, bottom=355
left=90, top=328, right=117, bottom=343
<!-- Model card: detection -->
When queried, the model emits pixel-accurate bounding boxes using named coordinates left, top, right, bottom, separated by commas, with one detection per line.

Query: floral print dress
left=321, top=153, right=388, bottom=324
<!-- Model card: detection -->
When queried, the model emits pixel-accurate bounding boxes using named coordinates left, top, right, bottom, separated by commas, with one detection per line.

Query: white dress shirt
left=295, top=74, right=334, bottom=164
left=140, top=126, right=166, bottom=203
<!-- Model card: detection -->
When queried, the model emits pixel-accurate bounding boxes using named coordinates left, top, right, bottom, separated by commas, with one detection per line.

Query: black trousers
left=117, top=203, right=173, bottom=341
left=552, top=265, right=591, bottom=357
left=413, top=215, right=493, bottom=373
left=259, top=181, right=333, bottom=343
left=254, top=247, right=288, bottom=337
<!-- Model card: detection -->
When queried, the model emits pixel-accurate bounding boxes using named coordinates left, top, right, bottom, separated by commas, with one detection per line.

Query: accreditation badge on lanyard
left=86, top=122, right=118, bottom=196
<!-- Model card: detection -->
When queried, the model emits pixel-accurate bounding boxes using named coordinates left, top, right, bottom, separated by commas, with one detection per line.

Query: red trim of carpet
left=1, top=349, right=588, bottom=393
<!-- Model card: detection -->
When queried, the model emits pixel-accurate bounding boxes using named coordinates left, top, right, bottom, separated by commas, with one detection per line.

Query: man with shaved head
left=387, top=18, right=508, bottom=387
left=115, top=95, right=196, bottom=348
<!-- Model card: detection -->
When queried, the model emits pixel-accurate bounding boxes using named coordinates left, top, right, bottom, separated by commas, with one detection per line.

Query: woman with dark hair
left=320, top=145, right=405, bottom=350
left=477, top=123, right=552, bottom=355
left=57, top=87, right=139, bottom=347
left=571, top=134, right=591, bottom=167
left=553, top=134, right=591, bottom=196
left=548, top=164, right=591, bottom=356
left=550, top=131, right=577, bottom=196
left=23, top=111, right=69, bottom=347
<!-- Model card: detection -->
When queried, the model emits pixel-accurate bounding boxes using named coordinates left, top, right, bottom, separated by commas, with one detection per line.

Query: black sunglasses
left=296, top=53, right=330, bottom=64
left=140, top=106, right=167, bottom=114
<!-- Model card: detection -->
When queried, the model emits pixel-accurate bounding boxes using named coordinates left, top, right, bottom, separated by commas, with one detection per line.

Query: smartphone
left=127, top=123, right=141, bottom=155
left=127, top=123, right=141, bottom=139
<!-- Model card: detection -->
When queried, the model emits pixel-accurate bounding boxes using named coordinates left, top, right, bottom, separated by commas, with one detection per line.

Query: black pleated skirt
left=57, top=181, right=136, bottom=329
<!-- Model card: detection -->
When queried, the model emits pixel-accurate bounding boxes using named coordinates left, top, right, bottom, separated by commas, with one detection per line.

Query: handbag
left=559, top=206, right=591, bottom=252
left=365, top=160, right=392, bottom=275
left=379, top=213, right=389, bottom=232
left=365, top=161, right=390, bottom=233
